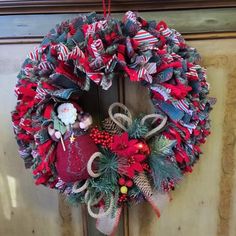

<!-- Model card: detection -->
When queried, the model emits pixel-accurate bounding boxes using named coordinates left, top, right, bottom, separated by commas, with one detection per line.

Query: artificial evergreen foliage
left=127, top=118, right=149, bottom=139
left=128, top=185, right=144, bottom=204
left=99, top=149, right=119, bottom=183
left=67, top=192, right=85, bottom=206
left=148, top=135, right=182, bottom=192
left=151, top=135, right=177, bottom=158
left=149, top=155, right=182, bottom=192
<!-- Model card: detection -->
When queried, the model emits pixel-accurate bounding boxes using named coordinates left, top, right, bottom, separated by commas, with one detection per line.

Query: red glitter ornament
left=135, top=140, right=150, bottom=156
left=56, top=133, right=98, bottom=183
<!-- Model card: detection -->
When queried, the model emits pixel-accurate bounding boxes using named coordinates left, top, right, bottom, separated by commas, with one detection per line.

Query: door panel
left=0, top=21, right=236, bottom=236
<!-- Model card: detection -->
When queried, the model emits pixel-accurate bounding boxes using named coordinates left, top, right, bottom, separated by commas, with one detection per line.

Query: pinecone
left=102, top=118, right=122, bottom=135
left=133, top=172, right=153, bottom=198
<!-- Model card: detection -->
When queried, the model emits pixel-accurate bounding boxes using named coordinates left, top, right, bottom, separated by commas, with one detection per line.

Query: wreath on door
left=12, top=10, right=215, bottom=235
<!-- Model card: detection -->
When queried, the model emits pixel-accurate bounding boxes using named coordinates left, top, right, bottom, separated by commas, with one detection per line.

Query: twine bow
left=108, top=102, right=168, bottom=139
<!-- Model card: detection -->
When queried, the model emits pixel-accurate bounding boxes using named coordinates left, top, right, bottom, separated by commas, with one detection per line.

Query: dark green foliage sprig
left=128, top=185, right=144, bottom=205
left=86, top=149, right=120, bottom=207
left=150, top=135, right=177, bottom=157
left=67, top=192, right=85, bottom=206
left=148, top=135, right=182, bottom=192
left=127, top=117, right=149, bottom=139
left=98, top=149, right=119, bottom=183
left=149, top=155, right=183, bottom=192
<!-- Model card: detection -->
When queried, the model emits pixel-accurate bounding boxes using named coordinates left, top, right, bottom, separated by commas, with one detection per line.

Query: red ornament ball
left=135, top=140, right=150, bottom=156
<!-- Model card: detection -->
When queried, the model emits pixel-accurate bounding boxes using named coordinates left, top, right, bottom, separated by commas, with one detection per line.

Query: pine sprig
left=151, top=135, right=177, bottom=157
left=98, top=149, right=119, bottom=184
left=86, top=149, right=120, bottom=204
left=128, top=185, right=144, bottom=204
left=67, top=192, right=85, bottom=206
left=128, top=118, right=149, bottom=139
left=88, top=177, right=116, bottom=196
left=148, top=155, right=182, bottom=192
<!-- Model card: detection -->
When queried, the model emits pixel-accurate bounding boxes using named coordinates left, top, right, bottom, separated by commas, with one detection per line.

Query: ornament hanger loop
left=102, top=0, right=111, bottom=17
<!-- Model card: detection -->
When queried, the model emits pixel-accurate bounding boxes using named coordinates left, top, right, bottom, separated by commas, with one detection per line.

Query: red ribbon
left=102, top=0, right=111, bottom=17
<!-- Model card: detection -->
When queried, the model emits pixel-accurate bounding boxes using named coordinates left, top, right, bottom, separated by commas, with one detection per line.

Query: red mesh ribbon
left=96, top=192, right=171, bottom=235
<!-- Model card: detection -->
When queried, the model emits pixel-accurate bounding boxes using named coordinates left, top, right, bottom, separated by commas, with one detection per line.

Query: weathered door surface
left=1, top=7, right=236, bottom=236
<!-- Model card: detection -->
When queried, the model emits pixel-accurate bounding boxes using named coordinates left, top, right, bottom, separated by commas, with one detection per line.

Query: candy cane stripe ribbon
left=134, top=29, right=159, bottom=46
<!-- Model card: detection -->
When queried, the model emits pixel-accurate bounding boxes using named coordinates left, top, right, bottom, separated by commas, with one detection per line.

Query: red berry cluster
left=162, top=180, right=175, bottom=192
left=90, top=127, right=114, bottom=148
left=118, top=177, right=133, bottom=188
left=118, top=194, right=128, bottom=205
left=117, top=177, right=133, bottom=205
left=142, top=163, right=151, bottom=173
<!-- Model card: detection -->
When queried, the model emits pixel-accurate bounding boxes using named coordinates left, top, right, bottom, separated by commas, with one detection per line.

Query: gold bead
left=120, top=186, right=128, bottom=194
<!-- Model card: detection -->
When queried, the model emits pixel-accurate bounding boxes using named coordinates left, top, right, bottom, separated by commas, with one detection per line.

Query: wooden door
left=1, top=5, right=236, bottom=236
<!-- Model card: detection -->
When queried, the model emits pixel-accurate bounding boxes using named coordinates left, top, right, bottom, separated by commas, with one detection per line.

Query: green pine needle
left=86, top=149, right=120, bottom=201
left=66, top=192, right=85, bottom=206
left=128, top=118, right=149, bottom=139
left=149, top=155, right=182, bottom=192
left=98, top=149, right=119, bottom=184
left=151, top=135, right=177, bottom=158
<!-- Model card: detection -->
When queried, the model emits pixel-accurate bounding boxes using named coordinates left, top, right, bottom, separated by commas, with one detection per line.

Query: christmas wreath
left=12, top=10, right=215, bottom=235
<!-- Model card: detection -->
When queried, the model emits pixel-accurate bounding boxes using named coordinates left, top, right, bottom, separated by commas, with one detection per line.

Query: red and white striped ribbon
left=38, top=61, right=54, bottom=70
left=86, top=72, right=104, bottom=84
left=68, top=46, right=85, bottom=60
left=28, top=45, right=47, bottom=61
left=57, top=43, right=70, bottom=61
left=91, top=39, right=104, bottom=58
left=28, top=47, right=41, bottom=61
left=173, top=99, right=192, bottom=115
left=186, top=67, right=199, bottom=80
left=134, top=29, right=159, bottom=46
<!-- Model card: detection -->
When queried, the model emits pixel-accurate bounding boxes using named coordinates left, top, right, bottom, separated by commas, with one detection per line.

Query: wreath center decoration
left=12, top=8, right=216, bottom=235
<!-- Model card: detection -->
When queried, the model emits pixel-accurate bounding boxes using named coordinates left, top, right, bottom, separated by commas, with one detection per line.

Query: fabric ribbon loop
left=108, top=102, right=167, bottom=139
left=87, top=152, right=103, bottom=178
left=72, top=179, right=89, bottom=193
left=88, top=195, right=114, bottom=218
left=108, top=102, right=132, bottom=131
left=141, top=114, right=168, bottom=139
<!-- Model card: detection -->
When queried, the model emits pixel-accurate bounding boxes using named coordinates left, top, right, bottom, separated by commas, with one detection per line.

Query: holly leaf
left=53, top=118, right=67, bottom=135
left=151, top=135, right=177, bottom=157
